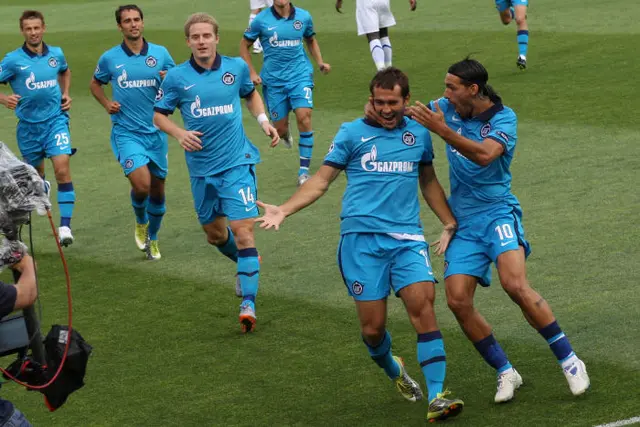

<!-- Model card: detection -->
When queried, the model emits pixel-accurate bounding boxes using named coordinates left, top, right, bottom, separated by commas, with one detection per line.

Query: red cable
left=0, top=209, right=73, bottom=390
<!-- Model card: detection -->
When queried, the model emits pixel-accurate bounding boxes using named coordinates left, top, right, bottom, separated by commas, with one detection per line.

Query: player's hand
left=335, top=0, right=343, bottom=13
left=250, top=72, right=262, bottom=86
left=261, top=122, right=280, bottom=147
left=106, top=101, right=121, bottom=115
left=431, top=224, right=457, bottom=255
left=178, top=129, right=203, bottom=152
left=255, top=201, right=286, bottom=231
left=3, top=94, right=21, bottom=110
left=61, top=94, right=72, bottom=111
left=407, top=101, right=447, bottom=134
left=319, top=63, right=331, bottom=74
left=159, top=70, right=167, bottom=79
left=409, top=0, right=417, bottom=11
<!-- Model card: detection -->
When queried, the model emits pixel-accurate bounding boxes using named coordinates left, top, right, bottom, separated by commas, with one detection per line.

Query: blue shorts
left=337, top=233, right=436, bottom=301
left=190, top=165, right=258, bottom=225
left=263, top=81, right=314, bottom=122
left=444, top=205, right=531, bottom=286
left=110, top=125, right=168, bottom=179
left=496, top=0, right=528, bottom=12
left=16, top=114, right=72, bottom=166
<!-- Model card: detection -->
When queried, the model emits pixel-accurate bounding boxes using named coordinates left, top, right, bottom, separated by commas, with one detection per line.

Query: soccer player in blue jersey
left=90, top=5, right=175, bottom=260
left=495, top=0, right=529, bottom=69
left=406, top=58, right=590, bottom=402
left=257, top=68, right=464, bottom=423
left=0, top=10, right=76, bottom=246
left=153, top=13, right=279, bottom=333
left=240, top=0, right=331, bottom=187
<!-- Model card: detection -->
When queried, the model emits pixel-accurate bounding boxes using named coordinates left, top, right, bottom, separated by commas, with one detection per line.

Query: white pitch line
left=594, top=416, right=640, bottom=427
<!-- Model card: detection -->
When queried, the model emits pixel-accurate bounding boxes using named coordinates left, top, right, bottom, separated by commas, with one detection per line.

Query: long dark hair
left=448, top=58, right=501, bottom=104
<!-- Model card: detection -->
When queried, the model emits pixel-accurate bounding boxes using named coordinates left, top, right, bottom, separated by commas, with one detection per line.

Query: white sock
left=249, top=14, right=261, bottom=49
left=380, top=36, right=392, bottom=68
left=369, top=39, right=385, bottom=71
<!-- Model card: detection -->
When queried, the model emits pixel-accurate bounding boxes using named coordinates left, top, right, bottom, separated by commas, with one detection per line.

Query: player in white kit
left=248, top=0, right=274, bottom=53
left=336, top=0, right=416, bottom=70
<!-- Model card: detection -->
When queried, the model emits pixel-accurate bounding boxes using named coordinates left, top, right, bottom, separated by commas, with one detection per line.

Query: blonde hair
left=184, top=13, right=218, bottom=38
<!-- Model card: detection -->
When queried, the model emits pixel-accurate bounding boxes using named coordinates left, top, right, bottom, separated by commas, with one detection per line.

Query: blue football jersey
left=94, top=40, right=175, bottom=134
left=429, top=97, right=520, bottom=219
left=324, top=117, right=434, bottom=235
left=154, top=54, right=260, bottom=177
left=0, top=43, right=68, bottom=123
left=243, top=5, right=315, bottom=87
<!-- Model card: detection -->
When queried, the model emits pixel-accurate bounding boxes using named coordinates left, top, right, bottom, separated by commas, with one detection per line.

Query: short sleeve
left=57, top=48, right=68, bottom=73
left=163, top=48, right=176, bottom=70
left=304, top=14, right=316, bottom=39
left=0, top=282, right=17, bottom=318
left=323, top=124, right=352, bottom=169
left=153, top=70, right=180, bottom=115
left=486, top=112, right=517, bottom=155
left=420, top=130, right=434, bottom=165
left=428, top=97, right=451, bottom=114
left=93, top=53, right=111, bottom=85
left=239, top=61, right=255, bottom=98
left=243, top=15, right=262, bottom=42
left=0, top=55, right=15, bottom=84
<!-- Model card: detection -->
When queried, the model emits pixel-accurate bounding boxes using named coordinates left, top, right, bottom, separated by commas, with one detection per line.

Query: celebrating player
left=0, top=10, right=77, bottom=246
left=406, top=58, right=590, bottom=402
left=495, top=0, right=530, bottom=69
left=153, top=13, right=279, bottom=333
left=241, top=0, right=331, bottom=186
left=257, top=68, right=464, bottom=423
left=90, top=4, right=175, bottom=260
left=335, top=0, right=416, bottom=71
left=248, top=0, right=273, bottom=53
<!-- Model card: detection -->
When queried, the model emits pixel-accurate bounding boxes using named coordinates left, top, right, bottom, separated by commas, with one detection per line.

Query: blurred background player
left=336, top=0, right=416, bottom=71
left=154, top=13, right=279, bottom=332
left=248, top=0, right=273, bottom=53
left=406, top=58, right=590, bottom=402
left=0, top=10, right=76, bottom=246
left=257, top=68, right=463, bottom=423
left=241, top=0, right=331, bottom=186
left=496, top=0, right=529, bottom=69
left=90, top=4, right=175, bottom=260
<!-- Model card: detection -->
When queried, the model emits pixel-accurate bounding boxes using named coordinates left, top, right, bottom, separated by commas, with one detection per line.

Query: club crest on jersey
left=124, top=159, right=134, bottom=169
left=480, top=123, right=491, bottom=138
left=402, top=131, right=416, bottom=146
left=155, top=88, right=164, bottom=101
left=327, top=142, right=335, bottom=154
left=293, top=20, right=303, bottom=30
left=271, top=111, right=278, bottom=120
left=48, top=57, right=58, bottom=68
left=351, top=281, right=363, bottom=295
left=145, top=56, right=157, bottom=67
left=222, top=72, right=235, bottom=85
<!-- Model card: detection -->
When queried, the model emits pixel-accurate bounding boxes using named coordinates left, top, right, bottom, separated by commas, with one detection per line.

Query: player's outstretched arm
left=419, top=164, right=457, bottom=255
left=239, top=38, right=262, bottom=85
left=245, top=90, right=279, bottom=147
left=256, top=165, right=341, bottom=231
left=153, top=112, right=203, bottom=152
left=335, top=0, right=344, bottom=13
left=409, top=0, right=417, bottom=11
left=409, top=101, right=504, bottom=166
left=304, top=37, right=331, bottom=74
left=89, top=79, right=120, bottom=114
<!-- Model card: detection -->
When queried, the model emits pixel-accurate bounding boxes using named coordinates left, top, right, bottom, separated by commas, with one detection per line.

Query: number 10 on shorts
left=495, top=223, right=514, bottom=241
left=238, top=187, right=255, bottom=205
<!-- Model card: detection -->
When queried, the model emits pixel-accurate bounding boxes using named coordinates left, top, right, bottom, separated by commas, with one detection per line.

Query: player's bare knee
left=361, top=325, right=385, bottom=344
left=515, top=16, right=526, bottom=26
left=231, top=225, right=255, bottom=248
left=447, top=293, right=474, bottom=317
left=205, top=227, right=228, bottom=246
left=502, top=278, right=529, bottom=303
left=53, top=167, right=70, bottom=183
left=296, top=111, right=312, bottom=130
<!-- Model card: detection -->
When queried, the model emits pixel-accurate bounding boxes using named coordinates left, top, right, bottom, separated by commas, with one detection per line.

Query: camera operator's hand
left=9, top=254, right=33, bottom=274
left=9, top=254, right=38, bottom=310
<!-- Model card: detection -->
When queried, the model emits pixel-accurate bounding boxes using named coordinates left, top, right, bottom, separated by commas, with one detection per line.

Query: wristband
left=257, top=113, right=269, bottom=125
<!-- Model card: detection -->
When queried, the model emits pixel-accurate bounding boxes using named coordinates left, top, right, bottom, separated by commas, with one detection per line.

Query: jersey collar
left=472, top=103, right=504, bottom=122
left=22, top=42, right=49, bottom=57
left=120, top=38, right=149, bottom=57
left=189, top=53, right=222, bottom=74
left=271, top=3, right=296, bottom=20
